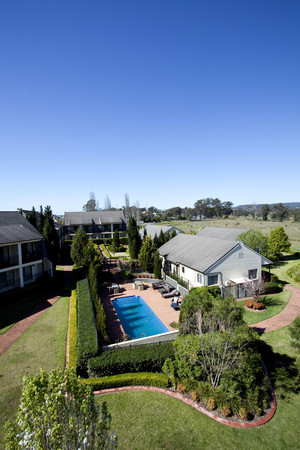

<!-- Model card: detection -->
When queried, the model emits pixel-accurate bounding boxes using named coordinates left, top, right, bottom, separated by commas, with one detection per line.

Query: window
left=197, top=273, right=204, bottom=284
left=0, top=270, right=14, bottom=288
left=207, top=274, right=218, bottom=286
left=182, top=266, right=185, bottom=273
left=23, top=266, right=33, bottom=282
left=248, top=269, right=257, bottom=280
left=0, top=246, right=9, bottom=263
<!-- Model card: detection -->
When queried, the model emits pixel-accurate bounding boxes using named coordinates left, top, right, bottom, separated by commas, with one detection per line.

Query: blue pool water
left=112, top=296, right=169, bottom=339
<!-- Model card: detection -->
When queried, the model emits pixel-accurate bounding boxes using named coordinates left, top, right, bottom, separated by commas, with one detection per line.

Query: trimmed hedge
left=77, top=278, right=98, bottom=370
left=68, top=289, right=78, bottom=370
left=83, top=372, right=170, bottom=390
left=88, top=342, right=174, bottom=377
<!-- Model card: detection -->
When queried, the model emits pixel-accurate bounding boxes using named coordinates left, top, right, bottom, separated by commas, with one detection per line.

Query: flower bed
left=244, top=299, right=266, bottom=312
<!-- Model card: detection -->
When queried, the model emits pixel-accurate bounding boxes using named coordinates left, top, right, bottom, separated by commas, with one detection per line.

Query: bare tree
left=124, top=193, right=131, bottom=219
left=103, top=194, right=112, bottom=210
left=242, top=277, right=265, bottom=301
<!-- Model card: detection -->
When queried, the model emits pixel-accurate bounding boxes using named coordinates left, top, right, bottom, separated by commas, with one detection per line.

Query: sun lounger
left=162, top=289, right=180, bottom=298
left=152, top=281, right=166, bottom=290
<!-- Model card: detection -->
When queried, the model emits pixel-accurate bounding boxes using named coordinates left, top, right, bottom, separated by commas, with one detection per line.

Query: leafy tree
left=154, top=251, right=162, bottom=279
left=238, top=229, right=269, bottom=256
left=261, top=204, right=270, bottom=221
left=268, top=226, right=291, bottom=259
left=5, top=368, right=116, bottom=449
left=179, top=287, right=243, bottom=336
left=83, top=238, right=102, bottom=269
left=71, top=228, right=88, bottom=266
left=138, top=236, right=155, bottom=272
left=83, top=192, right=99, bottom=212
left=127, top=216, right=141, bottom=259
left=272, top=203, right=289, bottom=221
left=27, top=206, right=37, bottom=229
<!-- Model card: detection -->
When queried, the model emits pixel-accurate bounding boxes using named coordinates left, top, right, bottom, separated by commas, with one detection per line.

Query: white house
left=0, top=211, right=53, bottom=293
left=139, top=224, right=181, bottom=240
left=158, top=228, right=272, bottom=297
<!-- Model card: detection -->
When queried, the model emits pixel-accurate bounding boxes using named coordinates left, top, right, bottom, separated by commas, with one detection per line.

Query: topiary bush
left=88, top=343, right=174, bottom=377
left=207, top=398, right=216, bottom=410
left=253, top=302, right=265, bottom=310
left=245, top=299, right=254, bottom=308
left=222, top=405, right=231, bottom=417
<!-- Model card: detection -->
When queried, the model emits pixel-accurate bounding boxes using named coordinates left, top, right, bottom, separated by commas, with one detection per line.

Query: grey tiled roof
left=64, top=211, right=125, bottom=226
left=158, top=233, right=239, bottom=273
left=196, top=227, right=248, bottom=241
left=0, top=211, right=43, bottom=245
left=139, top=224, right=180, bottom=240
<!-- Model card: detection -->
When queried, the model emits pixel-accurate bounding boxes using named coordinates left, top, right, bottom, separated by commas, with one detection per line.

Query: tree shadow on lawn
left=259, top=341, right=300, bottom=400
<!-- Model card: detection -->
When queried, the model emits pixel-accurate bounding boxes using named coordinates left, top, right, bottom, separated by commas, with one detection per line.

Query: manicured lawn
left=271, top=256, right=300, bottom=288
left=96, top=323, right=300, bottom=449
left=236, top=291, right=291, bottom=325
left=0, top=294, right=45, bottom=334
left=0, top=296, right=69, bottom=446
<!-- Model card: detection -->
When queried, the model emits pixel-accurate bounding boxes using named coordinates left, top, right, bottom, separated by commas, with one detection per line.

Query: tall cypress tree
left=127, top=216, right=141, bottom=259
left=27, top=206, right=37, bottom=229
left=42, top=205, right=59, bottom=267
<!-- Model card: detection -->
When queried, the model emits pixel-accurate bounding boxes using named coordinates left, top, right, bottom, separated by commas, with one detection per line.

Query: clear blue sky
left=1, top=0, right=299, bottom=214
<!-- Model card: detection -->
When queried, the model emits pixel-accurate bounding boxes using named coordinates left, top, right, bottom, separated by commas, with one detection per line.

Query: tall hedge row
left=77, top=278, right=98, bottom=370
left=88, top=342, right=174, bottom=377
left=83, top=372, right=170, bottom=390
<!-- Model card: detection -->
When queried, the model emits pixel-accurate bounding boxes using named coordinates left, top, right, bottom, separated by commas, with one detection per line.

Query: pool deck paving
left=100, top=280, right=180, bottom=341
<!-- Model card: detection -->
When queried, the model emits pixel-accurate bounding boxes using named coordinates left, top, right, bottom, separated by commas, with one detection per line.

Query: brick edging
left=94, top=384, right=276, bottom=429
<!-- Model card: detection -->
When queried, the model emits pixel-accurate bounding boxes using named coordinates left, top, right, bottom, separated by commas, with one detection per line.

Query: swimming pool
left=112, top=296, right=169, bottom=339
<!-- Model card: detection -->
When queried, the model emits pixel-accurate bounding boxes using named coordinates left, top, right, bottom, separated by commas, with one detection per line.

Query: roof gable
left=159, top=234, right=238, bottom=273
left=0, top=211, right=43, bottom=245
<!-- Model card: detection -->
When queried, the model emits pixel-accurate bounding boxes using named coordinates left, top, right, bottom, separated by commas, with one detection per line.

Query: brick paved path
left=0, top=266, right=72, bottom=356
left=250, top=285, right=300, bottom=333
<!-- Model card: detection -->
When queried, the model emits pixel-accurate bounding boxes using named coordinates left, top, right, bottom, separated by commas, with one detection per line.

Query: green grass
left=271, top=256, right=300, bottom=288
left=0, top=294, right=45, bottom=334
left=0, top=296, right=69, bottom=447
left=167, top=217, right=300, bottom=251
left=236, top=291, right=291, bottom=325
left=95, top=323, right=300, bottom=449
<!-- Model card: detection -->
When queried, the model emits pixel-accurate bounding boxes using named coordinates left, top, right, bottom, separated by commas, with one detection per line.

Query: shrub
left=222, top=405, right=231, bottom=417
left=83, top=372, right=170, bottom=390
left=245, top=299, right=254, bottom=308
left=239, top=407, right=249, bottom=420
left=207, top=398, right=216, bottom=410
left=177, top=384, right=187, bottom=394
left=88, top=343, right=174, bottom=377
left=77, top=278, right=98, bottom=371
left=68, top=289, right=78, bottom=371
left=192, top=391, right=200, bottom=402
left=289, top=316, right=300, bottom=350
left=263, top=281, right=283, bottom=294
left=286, top=263, right=300, bottom=284
left=253, top=302, right=265, bottom=310
left=120, top=270, right=133, bottom=280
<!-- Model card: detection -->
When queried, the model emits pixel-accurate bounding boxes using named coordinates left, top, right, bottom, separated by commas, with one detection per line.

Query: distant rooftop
left=0, top=211, right=43, bottom=245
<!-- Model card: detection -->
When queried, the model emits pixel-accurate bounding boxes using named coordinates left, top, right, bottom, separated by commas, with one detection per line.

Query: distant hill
left=234, top=202, right=300, bottom=210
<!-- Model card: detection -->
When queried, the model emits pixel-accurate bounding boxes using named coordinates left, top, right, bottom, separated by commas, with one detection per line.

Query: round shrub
left=222, top=405, right=231, bottom=417
left=192, top=391, right=200, bottom=402
left=177, top=384, right=187, bottom=394
left=253, top=302, right=265, bottom=310
left=245, top=299, right=254, bottom=308
left=207, top=398, right=216, bottom=410
left=239, top=407, right=249, bottom=420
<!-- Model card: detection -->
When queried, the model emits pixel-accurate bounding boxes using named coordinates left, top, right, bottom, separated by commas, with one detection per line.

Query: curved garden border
left=94, top=383, right=277, bottom=429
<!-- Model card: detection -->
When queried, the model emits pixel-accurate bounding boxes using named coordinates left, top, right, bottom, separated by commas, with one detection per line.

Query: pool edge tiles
left=112, top=295, right=169, bottom=340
